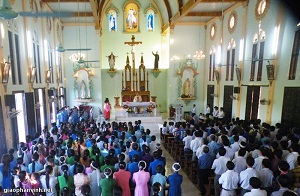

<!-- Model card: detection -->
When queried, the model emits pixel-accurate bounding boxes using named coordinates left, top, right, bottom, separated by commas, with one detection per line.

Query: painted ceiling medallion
left=228, top=11, right=237, bottom=34
left=210, top=23, right=216, bottom=40
left=255, top=0, right=270, bottom=20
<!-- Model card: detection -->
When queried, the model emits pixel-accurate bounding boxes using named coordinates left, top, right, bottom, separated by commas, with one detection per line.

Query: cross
left=124, top=35, right=142, bottom=48
left=124, top=35, right=142, bottom=74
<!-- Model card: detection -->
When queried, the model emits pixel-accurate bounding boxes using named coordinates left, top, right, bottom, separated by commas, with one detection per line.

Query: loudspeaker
left=234, top=87, right=240, bottom=94
left=235, top=67, right=241, bottom=81
left=48, top=90, right=54, bottom=97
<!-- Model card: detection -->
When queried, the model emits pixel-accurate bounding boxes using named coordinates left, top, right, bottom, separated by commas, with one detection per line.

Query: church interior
left=0, top=0, right=300, bottom=195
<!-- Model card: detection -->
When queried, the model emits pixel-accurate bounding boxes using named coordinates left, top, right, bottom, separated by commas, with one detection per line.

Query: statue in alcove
left=80, top=80, right=87, bottom=98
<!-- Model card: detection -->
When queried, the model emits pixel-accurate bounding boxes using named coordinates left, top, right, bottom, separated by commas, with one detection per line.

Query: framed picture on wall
left=266, top=64, right=275, bottom=80
left=235, top=67, right=241, bottom=81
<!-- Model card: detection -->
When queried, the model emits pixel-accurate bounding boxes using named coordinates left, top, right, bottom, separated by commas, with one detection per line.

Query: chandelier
left=193, top=50, right=205, bottom=60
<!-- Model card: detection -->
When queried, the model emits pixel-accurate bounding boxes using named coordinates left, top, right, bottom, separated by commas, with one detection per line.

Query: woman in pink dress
left=132, top=161, right=150, bottom=196
left=103, top=98, right=111, bottom=121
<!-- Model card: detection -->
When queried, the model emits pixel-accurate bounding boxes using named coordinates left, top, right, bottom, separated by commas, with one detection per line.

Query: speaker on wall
left=234, top=87, right=240, bottom=94
left=235, top=67, right=241, bottom=81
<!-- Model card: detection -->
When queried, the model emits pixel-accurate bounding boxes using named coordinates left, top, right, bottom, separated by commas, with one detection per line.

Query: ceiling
left=40, top=0, right=300, bottom=31
left=41, top=0, right=250, bottom=31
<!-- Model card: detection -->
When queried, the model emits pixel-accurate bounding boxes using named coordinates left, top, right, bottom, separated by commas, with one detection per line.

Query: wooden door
left=207, top=85, right=214, bottom=111
left=223, top=85, right=233, bottom=120
left=281, top=87, right=300, bottom=128
left=245, top=86, right=260, bottom=120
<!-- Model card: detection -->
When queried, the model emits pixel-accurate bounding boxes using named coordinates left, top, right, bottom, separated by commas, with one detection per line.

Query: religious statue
left=152, top=51, right=159, bottom=70
left=182, top=78, right=191, bottom=97
left=127, top=7, right=136, bottom=29
left=107, top=52, right=117, bottom=71
left=80, top=80, right=87, bottom=99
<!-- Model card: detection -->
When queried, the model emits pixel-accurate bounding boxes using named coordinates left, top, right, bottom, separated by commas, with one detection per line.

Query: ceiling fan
left=0, top=0, right=73, bottom=20
left=73, top=1, right=99, bottom=64
left=55, top=0, right=91, bottom=53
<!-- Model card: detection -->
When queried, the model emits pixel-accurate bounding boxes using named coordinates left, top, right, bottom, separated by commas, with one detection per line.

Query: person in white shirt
left=196, top=138, right=209, bottom=159
left=212, top=147, right=230, bottom=196
left=191, top=104, right=196, bottom=117
left=285, top=144, right=299, bottom=170
left=258, top=159, right=274, bottom=193
left=232, top=149, right=247, bottom=174
left=213, top=106, right=219, bottom=120
left=234, top=141, right=249, bottom=159
left=218, top=107, right=225, bottom=120
left=244, top=177, right=267, bottom=196
left=40, top=165, right=58, bottom=196
left=182, top=129, right=193, bottom=155
left=230, top=135, right=240, bottom=153
left=149, top=135, right=159, bottom=156
left=190, top=130, right=204, bottom=160
left=205, top=104, right=211, bottom=116
left=219, top=161, right=239, bottom=196
left=161, top=121, right=168, bottom=135
left=253, top=148, right=269, bottom=170
left=240, top=157, right=259, bottom=195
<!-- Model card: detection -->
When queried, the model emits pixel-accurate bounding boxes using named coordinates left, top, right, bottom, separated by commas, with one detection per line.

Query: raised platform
left=115, top=116, right=163, bottom=123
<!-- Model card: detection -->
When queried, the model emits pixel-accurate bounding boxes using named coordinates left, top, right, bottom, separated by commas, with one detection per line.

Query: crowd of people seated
left=161, top=115, right=300, bottom=196
left=0, top=116, right=183, bottom=196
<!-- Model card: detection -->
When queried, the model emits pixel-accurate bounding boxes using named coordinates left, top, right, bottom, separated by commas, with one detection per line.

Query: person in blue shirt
left=149, top=151, right=165, bottom=176
left=0, top=154, right=13, bottom=189
left=27, top=152, right=44, bottom=174
left=127, top=154, right=140, bottom=179
left=198, top=146, right=214, bottom=196
left=129, top=142, right=141, bottom=162
left=151, top=165, right=167, bottom=196
left=167, top=163, right=183, bottom=196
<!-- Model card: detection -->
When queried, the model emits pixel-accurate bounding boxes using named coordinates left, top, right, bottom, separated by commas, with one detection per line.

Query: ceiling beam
left=186, top=12, right=222, bottom=17
left=97, top=0, right=106, bottom=31
left=89, top=0, right=101, bottom=30
left=42, top=0, right=89, bottom=2
left=171, top=0, right=199, bottom=26
left=163, top=0, right=172, bottom=23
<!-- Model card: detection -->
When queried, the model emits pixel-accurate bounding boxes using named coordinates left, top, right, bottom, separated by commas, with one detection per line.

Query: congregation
left=161, top=112, right=300, bottom=196
left=0, top=107, right=183, bottom=196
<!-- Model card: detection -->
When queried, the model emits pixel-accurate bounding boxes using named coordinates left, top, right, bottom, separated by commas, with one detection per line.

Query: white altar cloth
left=121, top=102, right=157, bottom=117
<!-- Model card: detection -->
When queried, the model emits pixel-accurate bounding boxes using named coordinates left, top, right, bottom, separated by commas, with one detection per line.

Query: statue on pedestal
left=107, top=52, right=117, bottom=71
left=133, top=93, right=142, bottom=113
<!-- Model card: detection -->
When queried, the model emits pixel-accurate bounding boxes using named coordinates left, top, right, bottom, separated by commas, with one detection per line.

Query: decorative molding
left=228, top=11, right=237, bottom=34
left=255, top=0, right=270, bottom=21
left=107, top=70, right=118, bottom=78
left=151, top=69, right=161, bottom=78
left=210, top=23, right=216, bottom=40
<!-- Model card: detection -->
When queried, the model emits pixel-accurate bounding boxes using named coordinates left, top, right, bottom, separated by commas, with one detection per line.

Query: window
left=147, top=10, right=154, bottom=32
left=108, top=10, right=117, bottom=32
left=226, top=39, right=236, bottom=81
left=8, top=27, right=22, bottom=85
left=288, top=29, right=300, bottom=80
left=33, top=31, right=41, bottom=83
left=209, top=46, right=216, bottom=81
left=250, top=29, right=266, bottom=81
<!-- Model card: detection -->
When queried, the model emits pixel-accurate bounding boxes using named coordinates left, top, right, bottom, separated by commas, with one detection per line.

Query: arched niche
left=73, top=68, right=94, bottom=99
left=177, top=58, right=199, bottom=104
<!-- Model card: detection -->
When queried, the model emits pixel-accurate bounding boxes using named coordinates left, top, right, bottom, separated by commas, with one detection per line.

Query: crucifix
left=124, top=35, right=142, bottom=76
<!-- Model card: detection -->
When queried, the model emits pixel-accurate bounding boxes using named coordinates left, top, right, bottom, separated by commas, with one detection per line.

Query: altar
left=114, top=35, right=161, bottom=122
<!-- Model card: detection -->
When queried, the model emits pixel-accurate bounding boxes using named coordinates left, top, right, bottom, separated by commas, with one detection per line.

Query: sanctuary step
left=115, top=116, right=163, bottom=122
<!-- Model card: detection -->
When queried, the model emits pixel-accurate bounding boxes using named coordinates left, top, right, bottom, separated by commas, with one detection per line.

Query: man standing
left=152, top=51, right=159, bottom=69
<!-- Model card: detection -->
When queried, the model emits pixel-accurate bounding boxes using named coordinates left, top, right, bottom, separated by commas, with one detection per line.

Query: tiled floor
left=139, top=117, right=201, bottom=196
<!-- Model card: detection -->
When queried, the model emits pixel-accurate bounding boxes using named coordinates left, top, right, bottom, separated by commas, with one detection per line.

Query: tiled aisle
left=141, top=120, right=201, bottom=196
